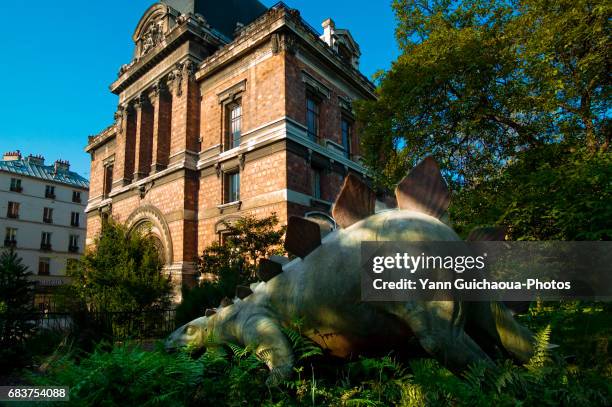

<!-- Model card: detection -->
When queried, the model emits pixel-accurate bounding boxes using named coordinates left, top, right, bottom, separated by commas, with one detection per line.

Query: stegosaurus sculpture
left=165, top=158, right=534, bottom=385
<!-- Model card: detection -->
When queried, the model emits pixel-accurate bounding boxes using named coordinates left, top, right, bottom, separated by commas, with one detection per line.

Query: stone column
left=133, top=93, right=154, bottom=180
left=150, top=80, right=172, bottom=173
left=112, top=103, right=136, bottom=189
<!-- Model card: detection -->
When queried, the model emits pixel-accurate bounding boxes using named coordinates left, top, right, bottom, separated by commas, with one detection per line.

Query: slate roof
left=162, top=0, right=267, bottom=39
left=0, top=159, right=89, bottom=189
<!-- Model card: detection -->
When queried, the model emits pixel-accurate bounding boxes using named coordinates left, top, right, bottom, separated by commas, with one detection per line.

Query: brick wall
left=200, top=52, right=286, bottom=150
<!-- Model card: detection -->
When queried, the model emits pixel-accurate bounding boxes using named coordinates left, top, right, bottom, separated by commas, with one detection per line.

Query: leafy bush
left=66, top=220, right=172, bottom=312
left=31, top=342, right=203, bottom=407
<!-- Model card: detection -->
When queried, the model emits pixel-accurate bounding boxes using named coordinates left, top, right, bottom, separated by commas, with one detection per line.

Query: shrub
left=67, top=220, right=172, bottom=312
left=0, top=249, right=36, bottom=373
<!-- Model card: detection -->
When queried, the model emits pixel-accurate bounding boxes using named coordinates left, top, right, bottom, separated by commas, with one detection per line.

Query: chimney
left=3, top=150, right=22, bottom=161
left=321, top=18, right=336, bottom=47
left=54, top=159, right=70, bottom=173
left=25, top=154, right=45, bottom=166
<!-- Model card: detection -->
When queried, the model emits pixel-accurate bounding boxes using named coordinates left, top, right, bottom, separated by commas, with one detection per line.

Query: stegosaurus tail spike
left=219, top=297, right=234, bottom=307
left=258, top=258, right=284, bottom=281
left=236, top=285, right=253, bottom=299
left=284, top=216, right=321, bottom=258
left=332, top=173, right=376, bottom=228
left=467, top=226, right=507, bottom=241
left=395, top=157, right=450, bottom=219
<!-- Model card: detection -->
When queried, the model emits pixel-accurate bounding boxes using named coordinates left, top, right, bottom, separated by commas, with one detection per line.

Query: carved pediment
left=132, top=4, right=172, bottom=61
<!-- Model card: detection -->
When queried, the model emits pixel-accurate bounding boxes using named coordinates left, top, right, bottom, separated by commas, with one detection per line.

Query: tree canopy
left=356, top=0, right=610, bottom=189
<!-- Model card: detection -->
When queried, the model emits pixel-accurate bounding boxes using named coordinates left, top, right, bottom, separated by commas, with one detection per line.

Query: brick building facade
left=85, top=0, right=375, bottom=290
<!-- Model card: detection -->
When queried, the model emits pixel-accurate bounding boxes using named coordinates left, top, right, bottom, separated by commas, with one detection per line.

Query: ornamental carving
left=140, top=19, right=165, bottom=57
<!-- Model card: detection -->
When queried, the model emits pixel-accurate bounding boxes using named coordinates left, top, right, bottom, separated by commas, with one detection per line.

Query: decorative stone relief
left=140, top=19, right=165, bottom=57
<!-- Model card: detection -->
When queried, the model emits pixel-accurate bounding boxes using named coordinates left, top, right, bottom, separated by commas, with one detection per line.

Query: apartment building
left=0, top=151, right=89, bottom=307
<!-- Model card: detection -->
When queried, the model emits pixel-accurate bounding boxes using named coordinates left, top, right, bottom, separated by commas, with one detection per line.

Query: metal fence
left=30, top=309, right=177, bottom=340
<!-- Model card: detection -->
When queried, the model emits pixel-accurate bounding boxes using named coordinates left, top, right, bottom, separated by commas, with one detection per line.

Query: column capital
left=133, top=93, right=151, bottom=110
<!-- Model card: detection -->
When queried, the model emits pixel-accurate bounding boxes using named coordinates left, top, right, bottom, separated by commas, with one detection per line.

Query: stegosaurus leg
left=240, top=315, right=295, bottom=386
left=389, top=302, right=494, bottom=371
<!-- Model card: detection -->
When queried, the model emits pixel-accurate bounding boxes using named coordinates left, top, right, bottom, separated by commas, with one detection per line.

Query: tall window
left=43, top=207, right=53, bottom=223
left=312, top=168, right=322, bottom=200
left=224, top=172, right=240, bottom=203
left=41, top=232, right=52, bottom=250
left=227, top=101, right=242, bottom=149
left=341, top=118, right=352, bottom=159
left=7, top=202, right=19, bottom=218
left=72, top=190, right=81, bottom=203
left=10, top=178, right=22, bottom=192
left=45, top=185, right=56, bottom=199
left=38, top=257, right=50, bottom=276
left=71, top=212, right=80, bottom=227
left=4, top=228, right=17, bottom=247
left=306, top=97, right=320, bottom=141
left=103, top=164, right=113, bottom=198
left=69, top=235, right=79, bottom=252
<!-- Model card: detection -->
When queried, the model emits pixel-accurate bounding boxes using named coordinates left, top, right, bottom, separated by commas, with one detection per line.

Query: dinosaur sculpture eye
left=186, top=326, right=196, bottom=336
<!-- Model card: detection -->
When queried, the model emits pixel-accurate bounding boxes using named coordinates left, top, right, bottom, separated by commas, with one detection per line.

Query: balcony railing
left=45, top=192, right=56, bottom=199
left=7, top=213, right=19, bottom=219
left=10, top=186, right=23, bottom=193
left=40, top=243, right=52, bottom=251
left=43, top=217, right=53, bottom=224
left=68, top=245, right=79, bottom=253
left=4, top=239, right=17, bottom=248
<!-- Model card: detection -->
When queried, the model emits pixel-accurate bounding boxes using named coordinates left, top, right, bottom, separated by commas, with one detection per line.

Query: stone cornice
left=196, top=116, right=367, bottom=175
left=194, top=5, right=376, bottom=99
left=86, top=124, right=117, bottom=153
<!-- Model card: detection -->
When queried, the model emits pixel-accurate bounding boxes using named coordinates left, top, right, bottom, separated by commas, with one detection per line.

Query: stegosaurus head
left=165, top=314, right=213, bottom=351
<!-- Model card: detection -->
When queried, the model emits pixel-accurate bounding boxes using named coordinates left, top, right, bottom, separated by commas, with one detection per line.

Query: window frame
left=69, top=234, right=79, bottom=252
left=312, top=167, right=322, bottom=200
left=38, top=257, right=50, bottom=276
left=41, top=232, right=52, bottom=250
left=341, top=117, right=353, bottom=159
left=10, top=178, right=22, bottom=192
left=72, top=190, right=82, bottom=203
left=4, top=227, right=17, bottom=247
left=45, top=185, right=56, bottom=199
left=306, top=96, right=321, bottom=142
left=224, top=171, right=241, bottom=204
left=70, top=212, right=80, bottom=227
left=226, top=100, right=242, bottom=150
left=43, top=207, right=53, bottom=224
left=7, top=201, right=20, bottom=218
left=103, top=163, right=114, bottom=198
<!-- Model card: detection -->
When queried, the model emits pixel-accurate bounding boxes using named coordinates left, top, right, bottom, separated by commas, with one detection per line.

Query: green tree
left=0, top=249, right=36, bottom=371
left=198, top=213, right=286, bottom=284
left=356, top=0, right=610, bottom=189
left=451, top=145, right=612, bottom=240
left=177, top=214, right=285, bottom=325
left=67, top=220, right=172, bottom=312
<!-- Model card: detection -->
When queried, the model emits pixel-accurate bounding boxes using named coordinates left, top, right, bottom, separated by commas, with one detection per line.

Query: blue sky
left=0, top=1, right=398, bottom=178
